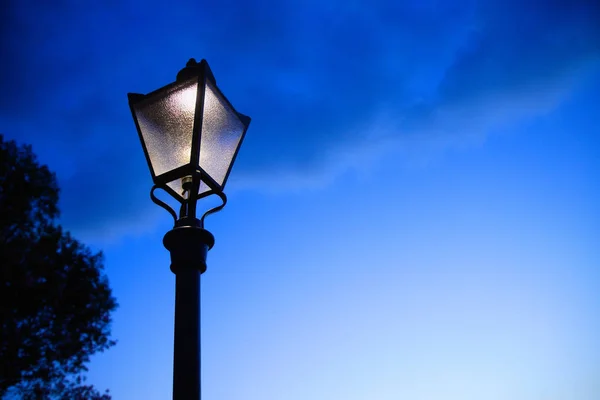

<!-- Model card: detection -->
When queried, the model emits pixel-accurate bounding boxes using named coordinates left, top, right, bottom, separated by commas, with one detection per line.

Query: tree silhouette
left=0, top=135, right=117, bottom=399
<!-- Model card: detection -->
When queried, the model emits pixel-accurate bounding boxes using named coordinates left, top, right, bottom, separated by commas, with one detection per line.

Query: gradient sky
left=2, top=1, right=599, bottom=399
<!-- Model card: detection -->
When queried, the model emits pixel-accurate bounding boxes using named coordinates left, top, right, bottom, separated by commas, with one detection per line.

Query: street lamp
left=127, top=58, right=251, bottom=400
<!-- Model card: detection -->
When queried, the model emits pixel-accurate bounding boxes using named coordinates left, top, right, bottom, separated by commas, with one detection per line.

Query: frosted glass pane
left=200, top=81, right=245, bottom=187
left=198, top=181, right=211, bottom=195
left=166, top=179, right=185, bottom=200
left=134, top=79, right=198, bottom=177
left=167, top=178, right=211, bottom=200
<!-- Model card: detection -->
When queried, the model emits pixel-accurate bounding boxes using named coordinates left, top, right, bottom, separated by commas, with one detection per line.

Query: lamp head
left=127, top=58, right=250, bottom=225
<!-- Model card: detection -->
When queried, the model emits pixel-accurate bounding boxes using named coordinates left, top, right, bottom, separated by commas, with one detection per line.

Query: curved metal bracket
left=200, top=191, right=227, bottom=227
left=151, top=185, right=178, bottom=224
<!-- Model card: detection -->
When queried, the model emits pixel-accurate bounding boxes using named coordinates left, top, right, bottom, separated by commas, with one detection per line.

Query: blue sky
left=2, top=0, right=599, bottom=399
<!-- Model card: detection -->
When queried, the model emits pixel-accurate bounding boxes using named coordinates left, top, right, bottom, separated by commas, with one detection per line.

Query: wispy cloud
left=1, top=0, right=598, bottom=240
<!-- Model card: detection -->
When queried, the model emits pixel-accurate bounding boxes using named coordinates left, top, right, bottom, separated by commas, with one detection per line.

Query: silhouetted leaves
left=0, top=135, right=117, bottom=399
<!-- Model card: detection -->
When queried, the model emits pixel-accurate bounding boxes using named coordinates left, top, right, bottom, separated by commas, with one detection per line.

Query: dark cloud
left=1, top=0, right=598, bottom=240
left=439, top=0, right=600, bottom=106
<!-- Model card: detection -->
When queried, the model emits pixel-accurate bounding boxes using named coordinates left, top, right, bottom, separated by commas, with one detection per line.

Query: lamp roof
left=176, top=58, right=216, bottom=84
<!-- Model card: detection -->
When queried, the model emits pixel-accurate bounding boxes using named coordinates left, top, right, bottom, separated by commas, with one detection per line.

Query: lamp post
left=127, top=58, right=251, bottom=400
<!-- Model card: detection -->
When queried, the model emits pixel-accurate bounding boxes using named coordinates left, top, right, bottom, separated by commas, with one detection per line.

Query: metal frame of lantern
left=128, top=58, right=251, bottom=226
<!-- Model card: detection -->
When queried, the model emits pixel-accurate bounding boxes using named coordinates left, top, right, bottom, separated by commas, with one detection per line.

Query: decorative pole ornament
left=128, top=58, right=250, bottom=400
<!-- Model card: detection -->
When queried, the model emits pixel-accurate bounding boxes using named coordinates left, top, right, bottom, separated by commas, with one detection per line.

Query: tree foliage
left=0, top=135, right=117, bottom=399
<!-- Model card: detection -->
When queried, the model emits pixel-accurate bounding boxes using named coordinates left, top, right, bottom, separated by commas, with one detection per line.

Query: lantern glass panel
left=133, top=78, right=199, bottom=177
left=199, top=80, right=245, bottom=188
left=166, top=178, right=211, bottom=200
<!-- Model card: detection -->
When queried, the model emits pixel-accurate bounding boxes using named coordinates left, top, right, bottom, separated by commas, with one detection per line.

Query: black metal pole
left=164, top=223, right=214, bottom=400
left=172, top=267, right=201, bottom=399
